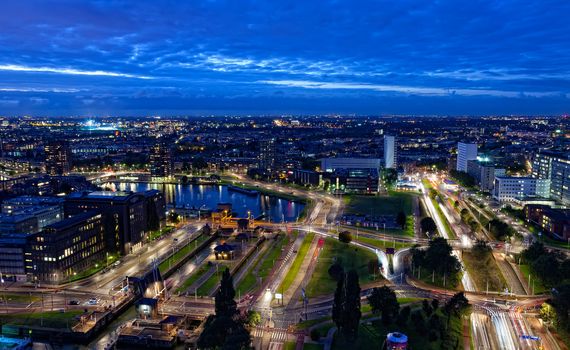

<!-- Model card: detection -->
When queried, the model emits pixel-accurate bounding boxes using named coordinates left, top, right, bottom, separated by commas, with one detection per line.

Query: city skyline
left=1, top=1, right=570, bottom=116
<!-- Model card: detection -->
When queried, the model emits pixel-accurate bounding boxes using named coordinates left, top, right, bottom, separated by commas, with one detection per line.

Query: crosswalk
left=270, top=328, right=289, bottom=342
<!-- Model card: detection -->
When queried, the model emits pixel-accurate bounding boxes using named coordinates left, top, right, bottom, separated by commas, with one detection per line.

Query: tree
left=522, top=241, right=546, bottom=263
left=396, top=305, right=411, bottom=327
left=168, top=211, right=180, bottom=224
left=215, top=268, right=237, bottom=318
left=339, top=231, right=352, bottom=244
left=368, top=259, right=380, bottom=277
left=410, top=310, right=427, bottom=335
left=488, top=218, right=514, bottom=241
left=420, top=217, right=437, bottom=235
left=431, top=298, right=439, bottom=312
left=310, top=329, right=321, bottom=341
left=246, top=311, right=261, bottom=327
left=367, top=286, right=400, bottom=325
left=539, top=303, right=557, bottom=325
left=333, top=270, right=361, bottom=339
left=422, top=299, right=433, bottom=317
left=328, top=263, right=344, bottom=282
left=396, top=211, right=407, bottom=229
left=532, top=254, right=560, bottom=286
left=444, top=292, right=470, bottom=323
left=198, top=268, right=251, bottom=349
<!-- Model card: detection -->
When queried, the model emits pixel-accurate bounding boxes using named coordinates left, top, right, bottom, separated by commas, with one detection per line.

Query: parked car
left=68, top=300, right=80, bottom=305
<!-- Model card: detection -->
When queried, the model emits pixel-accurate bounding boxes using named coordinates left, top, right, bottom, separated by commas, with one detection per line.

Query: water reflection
left=101, top=182, right=304, bottom=222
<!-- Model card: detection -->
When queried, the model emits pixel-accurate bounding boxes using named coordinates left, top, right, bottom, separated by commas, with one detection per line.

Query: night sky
left=1, top=1, right=569, bottom=116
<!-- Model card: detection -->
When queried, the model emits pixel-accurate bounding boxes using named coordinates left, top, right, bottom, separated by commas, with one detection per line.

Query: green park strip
left=518, top=264, right=547, bottom=295
left=65, top=254, right=119, bottom=283
left=158, top=234, right=208, bottom=274
left=284, top=343, right=323, bottom=350
left=353, top=235, right=413, bottom=250
left=175, top=264, right=211, bottom=294
left=461, top=250, right=507, bottom=292
left=148, top=226, right=175, bottom=241
left=197, top=268, right=224, bottom=296
left=237, top=232, right=295, bottom=295
left=344, top=192, right=414, bottom=216
left=1, top=310, right=84, bottom=329
left=305, top=237, right=383, bottom=298
left=0, top=293, right=40, bottom=303
left=278, top=231, right=315, bottom=293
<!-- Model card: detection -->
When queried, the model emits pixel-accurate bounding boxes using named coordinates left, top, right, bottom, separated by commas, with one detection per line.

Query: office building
left=532, top=151, right=570, bottom=205
left=321, top=158, right=382, bottom=172
left=493, top=177, right=551, bottom=202
left=0, top=234, right=28, bottom=282
left=2, top=196, right=63, bottom=214
left=142, top=189, right=167, bottom=232
left=258, top=138, right=276, bottom=172
left=325, top=168, right=379, bottom=193
left=467, top=159, right=505, bottom=192
left=149, top=143, right=172, bottom=179
left=525, top=205, right=570, bottom=240
left=64, top=191, right=147, bottom=255
left=45, top=141, right=71, bottom=175
left=27, top=211, right=105, bottom=283
left=383, top=135, right=397, bottom=169
left=456, top=142, right=478, bottom=172
left=292, top=169, right=321, bottom=187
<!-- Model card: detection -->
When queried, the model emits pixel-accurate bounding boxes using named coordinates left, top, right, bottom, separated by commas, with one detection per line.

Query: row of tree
left=411, top=237, right=462, bottom=287
left=367, top=285, right=470, bottom=348
left=521, top=242, right=570, bottom=337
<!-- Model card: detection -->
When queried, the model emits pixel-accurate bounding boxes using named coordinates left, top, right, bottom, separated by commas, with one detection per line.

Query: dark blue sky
left=1, top=0, right=569, bottom=116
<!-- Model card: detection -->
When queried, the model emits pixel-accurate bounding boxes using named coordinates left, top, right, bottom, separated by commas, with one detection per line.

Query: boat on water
left=227, top=185, right=259, bottom=196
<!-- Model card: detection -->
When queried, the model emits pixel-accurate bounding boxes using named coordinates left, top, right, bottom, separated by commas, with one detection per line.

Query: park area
left=0, top=310, right=83, bottom=329
left=305, top=237, right=383, bottom=298
left=342, top=192, right=416, bottom=237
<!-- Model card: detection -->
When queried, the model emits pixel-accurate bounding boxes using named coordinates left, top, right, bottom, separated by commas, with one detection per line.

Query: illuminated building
left=44, top=141, right=71, bottom=175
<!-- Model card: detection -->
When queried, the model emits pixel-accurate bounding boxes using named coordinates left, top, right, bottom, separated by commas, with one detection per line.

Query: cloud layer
left=0, top=0, right=569, bottom=115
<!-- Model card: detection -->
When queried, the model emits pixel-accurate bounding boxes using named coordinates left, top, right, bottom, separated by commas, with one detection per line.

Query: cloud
left=259, top=79, right=559, bottom=98
left=0, top=87, right=81, bottom=93
left=0, top=99, right=19, bottom=106
left=0, top=64, right=152, bottom=79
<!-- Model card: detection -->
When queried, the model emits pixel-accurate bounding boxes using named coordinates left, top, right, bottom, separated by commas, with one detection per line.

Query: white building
left=493, top=177, right=551, bottom=202
left=384, top=135, right=397, bottom=169
left=456, top=142, right=478, bottom=172
left=321, top=158, right=382, bottom=172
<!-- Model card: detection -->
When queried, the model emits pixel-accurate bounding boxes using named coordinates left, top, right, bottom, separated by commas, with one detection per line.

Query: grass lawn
left=278, top=232, right=315, bottom=293
left=518, top=264, right=547, bottom=295
left=197, top=267, right=225, bottom=296
left=332, top=308, right=465, bottom=350
left=148, top=226, right=175, bottom=241
left=462, top=251, right=507, bottom=292
left=305, top=238, right=383, bottom=298
left=159, top=234, right=208, bottom=274
left=175, top=264, right=211, bottom=294
left=66, top=254, right=119, bottom=283
left=237, top=232, right=294, bottom=295
left=0, top=293, right=39, bottom=303
left=344, top=193, right=414, bottom=216
left=1, top=310, right=83, bottom=329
